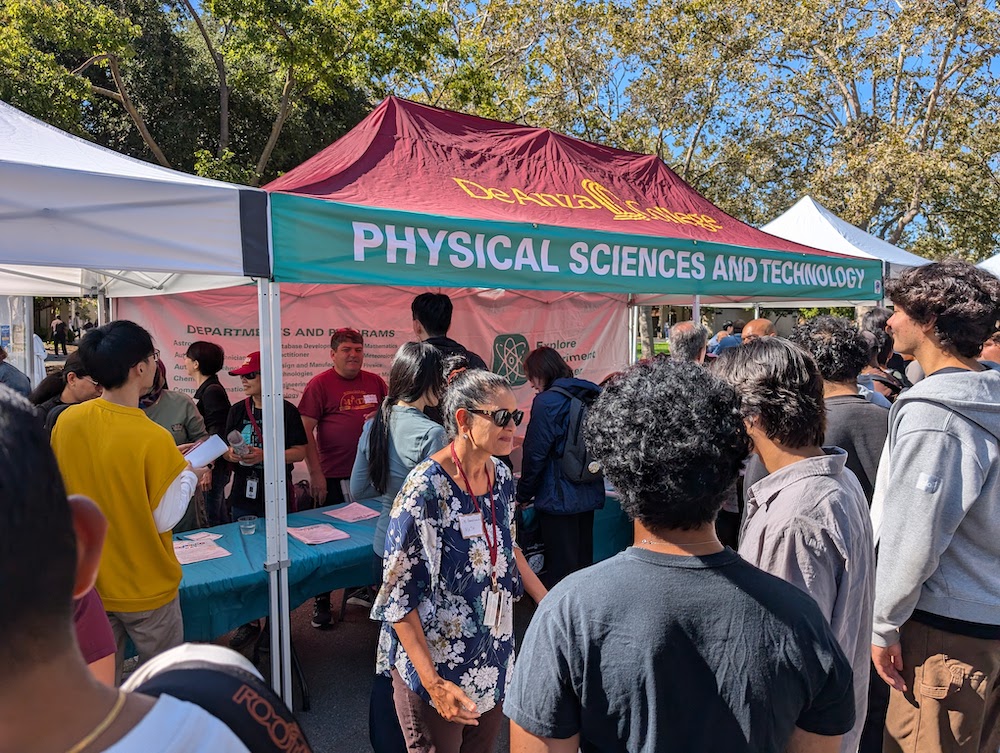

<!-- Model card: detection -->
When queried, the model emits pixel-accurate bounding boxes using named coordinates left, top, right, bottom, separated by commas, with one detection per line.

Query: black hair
left=732, top=319, right=746, bottom=334
left=713, top=337, right=826, bottom=449
left=523, top=347, right=573, bottom=391
left=886, top=260, right=1000, bottom=358
left=185, top=341, right=225, bottom=376
left=367, top=342, right=445, bottom=494
left=669, top=322, right=709, bottom=362
left=860, top=307, right=891, bottom=334
left=789, top=316, right=869, bottom=384
left=78, top=320, right=155, bottom=390
left=442, top=353, right=470, bottom=384
left=28, top=351, right=89, bottom=406
left=441, top=369, right=512, bottom=440
left=0, top=387, right=78, bottom=670
left=411, top=293, right=453, bottom=337
left=869, top=329, right=895, bottom=366
left=584, top=359, right=749, bottom=532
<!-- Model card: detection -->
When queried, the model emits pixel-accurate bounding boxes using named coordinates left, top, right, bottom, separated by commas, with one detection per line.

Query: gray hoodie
left=870, top=363, right=1000, bottom=646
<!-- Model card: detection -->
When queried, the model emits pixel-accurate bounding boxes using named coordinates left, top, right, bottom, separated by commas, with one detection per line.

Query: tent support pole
left=625, top=295, right=631, bottom=366
left=753, top=303, right=760, bottom=319
left=629, top=300, right=638, bottom=364
left=692, top=295, right=702, bottom=324
left=881, top=260, right=888, bottom=307
left=257, top=278, right=293, bottom=704
left=97, top=293, right=107, bottom=325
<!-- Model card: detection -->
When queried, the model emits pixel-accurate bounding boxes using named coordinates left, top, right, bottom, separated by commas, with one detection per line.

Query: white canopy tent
left=0, top=100, right=268, bottom=290
left=0, top=100, right=293, bottom=692
left=979, top=254, right=1000, bottom=277
left=762, top=195, right=931, bottom=277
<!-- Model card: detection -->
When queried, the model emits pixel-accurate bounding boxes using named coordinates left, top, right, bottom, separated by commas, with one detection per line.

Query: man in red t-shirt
left=298, top=328, right=387, bottom=628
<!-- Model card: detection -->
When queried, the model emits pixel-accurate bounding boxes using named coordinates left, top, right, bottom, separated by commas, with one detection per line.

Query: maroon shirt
left=74, top=588, right=115, bottom=663
left=298, top=368, right=387, bottom=478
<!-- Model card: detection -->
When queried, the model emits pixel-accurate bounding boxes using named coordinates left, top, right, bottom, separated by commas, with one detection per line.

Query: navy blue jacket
left=516, top=377, right=605, bottom=515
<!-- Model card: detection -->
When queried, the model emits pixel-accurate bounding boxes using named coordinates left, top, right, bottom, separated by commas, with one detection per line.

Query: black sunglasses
left=240, top=371, right=260, bottom=380
left=468, top=408, right=524, bottom=428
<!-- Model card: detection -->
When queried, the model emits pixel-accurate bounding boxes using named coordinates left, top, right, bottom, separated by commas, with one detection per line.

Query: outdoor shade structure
left=266, top=97, right=883, bottom=302
left=980, top=253, right=1000, bottom=277
left=761, top=195, right=931, bottom=282
left=251, top=97, right=886, bottom=702
left=0, top=100, right=268, bottom=296
left=0, top=99, right=288, bottom=690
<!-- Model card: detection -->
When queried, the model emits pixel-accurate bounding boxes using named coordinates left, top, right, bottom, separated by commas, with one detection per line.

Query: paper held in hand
left=324, top=502, right=379, bottom=523
left=288, top=524, right=351, bottom=545
left=173, top=538, right=232, bottom=565
left=182, top=434, right=229, bottom=468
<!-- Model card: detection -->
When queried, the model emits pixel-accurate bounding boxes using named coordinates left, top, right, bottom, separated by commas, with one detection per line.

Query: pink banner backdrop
left=116, top=284, right=628, bottom=429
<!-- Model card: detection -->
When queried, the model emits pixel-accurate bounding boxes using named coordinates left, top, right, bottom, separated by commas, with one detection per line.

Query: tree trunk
left=638, top=306, right=655, bottom=359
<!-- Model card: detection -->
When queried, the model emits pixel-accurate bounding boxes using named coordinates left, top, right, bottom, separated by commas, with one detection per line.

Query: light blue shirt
left=350, top=405, right=447, bottom=556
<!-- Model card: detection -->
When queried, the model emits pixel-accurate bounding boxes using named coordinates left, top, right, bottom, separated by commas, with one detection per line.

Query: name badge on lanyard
left=459, top=512, right=485, bottom=539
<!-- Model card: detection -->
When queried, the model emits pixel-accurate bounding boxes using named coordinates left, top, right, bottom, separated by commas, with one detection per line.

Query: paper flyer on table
left=288, top=524, right=350, bottom=545
left=324, top=502, right=379, bottom=523
left=173, top=538, right=232, bottom=565
left=185, top=531, right=223, bottom=541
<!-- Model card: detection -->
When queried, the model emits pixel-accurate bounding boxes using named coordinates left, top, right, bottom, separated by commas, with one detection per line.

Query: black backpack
left=549, top=386, right=602, bottom=484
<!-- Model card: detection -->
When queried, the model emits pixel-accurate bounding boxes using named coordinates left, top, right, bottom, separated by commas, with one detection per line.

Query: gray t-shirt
left=505, top=547, right=856, bottom=752
left=824, top=394, right=888, bottom=503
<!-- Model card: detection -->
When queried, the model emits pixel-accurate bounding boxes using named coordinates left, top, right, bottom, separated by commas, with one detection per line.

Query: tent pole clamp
left=264, top=560, right=291, bottom=572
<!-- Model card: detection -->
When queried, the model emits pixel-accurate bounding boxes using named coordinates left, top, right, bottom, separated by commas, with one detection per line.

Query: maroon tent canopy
left=265, top=97, right=881, bottom=301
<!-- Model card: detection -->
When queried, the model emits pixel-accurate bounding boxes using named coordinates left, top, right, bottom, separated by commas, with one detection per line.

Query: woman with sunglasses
left=372, top=369, right=546, bottom=753
left=517, top=347, right=604, bottom=588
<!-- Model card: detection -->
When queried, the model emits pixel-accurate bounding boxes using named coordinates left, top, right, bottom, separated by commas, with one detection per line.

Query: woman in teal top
left=350, top=341, right=448, bottom=753
left=351, top=342, right=449, bottom=557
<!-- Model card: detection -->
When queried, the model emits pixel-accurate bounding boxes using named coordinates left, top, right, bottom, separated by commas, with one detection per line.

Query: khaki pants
left=885, top=619, right=1000, bottom=753
left=107, top=595, right=184, bottom=685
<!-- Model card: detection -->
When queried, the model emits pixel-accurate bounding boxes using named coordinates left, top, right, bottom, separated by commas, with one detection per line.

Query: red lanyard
left=244, top=398, right=263, bottom=445
left=450, top=442, right=499, bottom=584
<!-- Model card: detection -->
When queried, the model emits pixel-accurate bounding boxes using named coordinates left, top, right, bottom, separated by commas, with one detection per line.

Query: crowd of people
left=1, top=260, right=998, bottom=753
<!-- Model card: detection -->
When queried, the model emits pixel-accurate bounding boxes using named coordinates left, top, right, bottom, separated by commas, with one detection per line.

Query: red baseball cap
left=229, top=351, right=261, bottom=376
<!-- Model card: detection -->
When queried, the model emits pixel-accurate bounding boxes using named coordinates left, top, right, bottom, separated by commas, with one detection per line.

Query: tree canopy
left=3, top=0, right=998, bottom=258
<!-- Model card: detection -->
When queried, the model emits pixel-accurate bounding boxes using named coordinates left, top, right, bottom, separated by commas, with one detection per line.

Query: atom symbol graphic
left=492, top=334, right=529, bottom=386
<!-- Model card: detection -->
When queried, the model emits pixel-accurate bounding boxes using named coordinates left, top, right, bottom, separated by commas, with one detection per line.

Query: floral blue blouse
left=372, top=457, right=524, bottom=713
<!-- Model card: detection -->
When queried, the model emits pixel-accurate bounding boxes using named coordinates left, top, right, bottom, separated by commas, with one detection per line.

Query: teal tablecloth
left=176, top=501, right=381, bottom=641
left=177, top=494, right=631, bottom=641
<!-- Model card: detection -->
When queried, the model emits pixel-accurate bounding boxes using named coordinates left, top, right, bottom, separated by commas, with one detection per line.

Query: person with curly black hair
left=504, top=358, right=858, bottom=753
left=714, top=338, right=875, bottom=753
left=789, top=316, right=889, bottom=503
left=871, top=260, right=1000, bottom=753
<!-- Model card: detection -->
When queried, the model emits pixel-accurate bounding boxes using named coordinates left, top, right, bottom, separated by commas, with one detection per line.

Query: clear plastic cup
left=238, top=515, right=257, bottom=535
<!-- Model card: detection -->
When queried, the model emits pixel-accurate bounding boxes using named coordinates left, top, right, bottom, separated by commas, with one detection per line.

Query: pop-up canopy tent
left=251, top=97, right=885, bottom=700
left=762, top=195, right=930, bottom=280
left=0, top=100, right=267, bottom=297
left=980, top=253, right=1000, bottom=277
left=266, top=97, right=882, bottom=303
left=0, top=98, right=283, bottom=683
